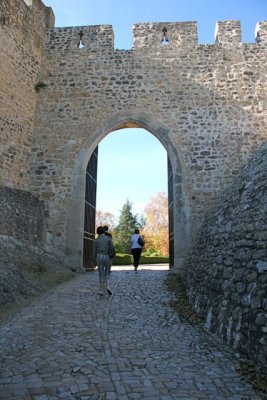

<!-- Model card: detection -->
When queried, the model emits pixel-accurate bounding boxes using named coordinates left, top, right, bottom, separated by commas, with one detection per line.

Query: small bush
left=143, top=251, right=161, bottom=257
left=113, top=253, right=132, bottom=265
left=140, top=255, right=169, bottom=264
left=35, top=81, right=47, bottom=92
left=143, top=247, right=159, bottom=256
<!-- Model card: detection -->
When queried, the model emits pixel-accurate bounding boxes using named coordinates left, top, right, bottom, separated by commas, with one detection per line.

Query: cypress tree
left=114, top=199, right=139, bottom=253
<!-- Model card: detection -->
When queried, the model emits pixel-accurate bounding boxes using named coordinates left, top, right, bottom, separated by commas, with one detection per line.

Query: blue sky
left=43, top=0, right=266, bottom=49
left=96, top=130, right=167, bottom=222
left=43, top=0, right=266, bottom=221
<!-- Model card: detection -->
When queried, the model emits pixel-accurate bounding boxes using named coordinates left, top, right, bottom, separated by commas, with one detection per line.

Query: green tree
left=138, top=214, right=146, bottom=230
left=114, top=199, right=139, bottom=253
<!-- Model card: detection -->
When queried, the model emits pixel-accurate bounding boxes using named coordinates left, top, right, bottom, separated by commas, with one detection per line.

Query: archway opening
left=83, top=127, right=174, bottom=270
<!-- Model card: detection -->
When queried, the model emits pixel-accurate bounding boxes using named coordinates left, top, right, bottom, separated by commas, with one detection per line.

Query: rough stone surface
left=184, top=143, right=267, bottom=368
left=0, top=0, right=54, bottom=189
left=0, top=267, right=265, bottom=399
left=0, top=186, right=48, bottom=244
left=0, top=235, right=75, bottom=307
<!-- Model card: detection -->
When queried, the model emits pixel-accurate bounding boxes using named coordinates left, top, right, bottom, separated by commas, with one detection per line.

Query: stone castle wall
left=0, top=0, right=54, bottom=190
left=29, top=20, right=267, bottom=263
left=0, top=0, right=266, bottom=268
left=184, top=143, right=267, bottom=367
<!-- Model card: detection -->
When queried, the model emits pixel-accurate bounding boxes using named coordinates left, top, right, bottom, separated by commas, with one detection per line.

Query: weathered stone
left=184, top=144, right=267, bottom=368
left=256, top=261, right=267, bottom=273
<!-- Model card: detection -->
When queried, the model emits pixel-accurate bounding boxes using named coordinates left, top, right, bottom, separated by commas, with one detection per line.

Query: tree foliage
left=96, top=210, right=115, bottom=230
left=113, top=199, right=139, bottom=253
left=143, top=192, right=169, bottom=256
left=95, top=193, right=169, bottom=257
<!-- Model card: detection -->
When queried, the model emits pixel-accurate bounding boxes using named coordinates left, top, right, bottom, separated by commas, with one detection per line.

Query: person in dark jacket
left=103, top=225, right=115, bottom=268
left=103, top=225, right=112, bottom=238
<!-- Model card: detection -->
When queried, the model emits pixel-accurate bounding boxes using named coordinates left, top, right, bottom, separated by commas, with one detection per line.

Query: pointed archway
left=83, top=128, right=174, bottom=269
left=65, top=113, right=190, bottom=271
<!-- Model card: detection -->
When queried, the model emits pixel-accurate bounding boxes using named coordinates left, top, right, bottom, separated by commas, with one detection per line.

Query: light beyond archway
left=92, top=128, right=169, bottom=267
left=96, top=128, right=167, bottom=224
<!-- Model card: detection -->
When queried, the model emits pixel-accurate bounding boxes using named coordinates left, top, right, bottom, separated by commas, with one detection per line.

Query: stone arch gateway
left=1, top=0, right=266, bottom=272
left=65, top=115, right=189, bottom=270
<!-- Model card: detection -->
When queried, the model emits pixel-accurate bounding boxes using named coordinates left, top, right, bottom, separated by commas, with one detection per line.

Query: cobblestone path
left=0, top=266, right=263, bottom=399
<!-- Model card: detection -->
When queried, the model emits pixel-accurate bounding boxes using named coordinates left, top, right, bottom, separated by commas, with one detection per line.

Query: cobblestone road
left=0, top=265, right=263, bottom=399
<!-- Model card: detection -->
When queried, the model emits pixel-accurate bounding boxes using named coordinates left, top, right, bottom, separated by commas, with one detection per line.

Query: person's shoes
left=107, top=288, right=112, bottom=295
left=98, top=292, right=104, bottom=296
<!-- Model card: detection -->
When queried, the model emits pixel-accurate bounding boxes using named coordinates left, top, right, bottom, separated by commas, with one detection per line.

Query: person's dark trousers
left=131, top=248, right=142, bottom=269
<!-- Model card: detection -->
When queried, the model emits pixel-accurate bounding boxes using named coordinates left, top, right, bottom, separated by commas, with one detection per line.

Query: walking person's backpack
left=137, top=236, right=144, bottom=247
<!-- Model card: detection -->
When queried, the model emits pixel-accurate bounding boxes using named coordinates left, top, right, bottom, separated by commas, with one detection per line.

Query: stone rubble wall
left=0, top=234, right=74, bottom=307
left=29, top=20, right=267, bottom=256
left=0, top=186, right=48, bottom=245
left=184, top=143, right=267, bottom=367
left=0, top=0, right=54, bottom=190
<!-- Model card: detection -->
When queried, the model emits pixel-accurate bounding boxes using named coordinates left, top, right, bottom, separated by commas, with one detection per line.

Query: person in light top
left=130, top=228, right=144, bottom=271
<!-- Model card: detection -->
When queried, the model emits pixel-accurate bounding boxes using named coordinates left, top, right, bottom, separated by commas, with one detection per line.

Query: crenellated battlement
left=255, top=21, right=267, bottom=42
left=133, top=22, right=198, bottom=49
left=43, top=20, right=267, bottom=53
left=45, top=25, right=114, bottom=52
left=215, top=20, right=241, bottom=45
left=132, top=20, right=267, bottom=49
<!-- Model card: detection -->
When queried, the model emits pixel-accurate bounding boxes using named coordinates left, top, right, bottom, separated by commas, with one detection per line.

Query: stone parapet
left=133, top=22, right=198, bottom=49
left=43, top=21, right=267, bottom=54
left=215, top=20, right=242, bottom=45
left=45, top=25, right=114, bottom=51
left=255, top=21, right=267, bottom=43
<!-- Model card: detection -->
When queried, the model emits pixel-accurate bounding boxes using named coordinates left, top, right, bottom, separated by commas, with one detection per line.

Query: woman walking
left=130, top=228, right=144, bottom=271
left=93, top=226, right=114, bottom=296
